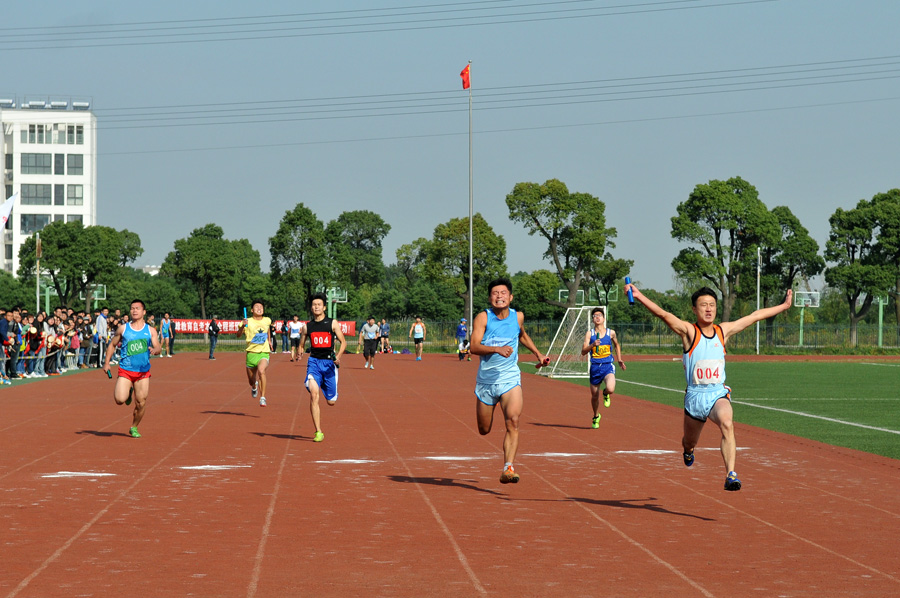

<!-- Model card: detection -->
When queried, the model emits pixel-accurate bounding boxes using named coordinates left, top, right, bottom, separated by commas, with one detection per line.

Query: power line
left=0, top=0, right=779, bottom=51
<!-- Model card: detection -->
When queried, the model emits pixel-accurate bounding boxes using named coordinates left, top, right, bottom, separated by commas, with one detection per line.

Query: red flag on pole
left=460, top=64, right=470, bottom=90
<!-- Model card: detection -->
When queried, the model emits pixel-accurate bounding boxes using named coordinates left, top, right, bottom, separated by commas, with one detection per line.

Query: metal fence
left=168, top=320, right=900, bottom=354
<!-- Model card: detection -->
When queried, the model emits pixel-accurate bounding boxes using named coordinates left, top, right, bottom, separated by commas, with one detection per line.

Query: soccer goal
left=541, top=306, right=607, bottom=378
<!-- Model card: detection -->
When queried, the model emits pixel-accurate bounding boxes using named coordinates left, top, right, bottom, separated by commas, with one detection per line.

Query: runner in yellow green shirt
left=237, top=300, right=271, bottom=407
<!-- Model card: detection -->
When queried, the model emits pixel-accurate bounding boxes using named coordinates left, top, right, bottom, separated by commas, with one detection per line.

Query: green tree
left=269, top=204, right=329, bottom=308
left=510, top=270, right=565, bottom=320
left=870, top=189, right=900, bottom=325
left=0, top=270, right=32, bottom=309
left=18, top=221, right=142, bottom=312
left=423, top=213, right=507, bottom=322
left=824, top=198, right=895, bottom=345
left=670, top=176, right=779, bottom=321
left=756, top=206, right=825, bottom=340
left=586, top=253, right=634, bottom=307
left=160, top=224, right=257, bottom=319
left=506, top=179, right=616, bottom=308
left=325, top=210, right=391, bottom=289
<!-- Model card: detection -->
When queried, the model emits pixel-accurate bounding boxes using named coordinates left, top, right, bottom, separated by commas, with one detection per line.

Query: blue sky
left=4, top=1, right=900, bottom=292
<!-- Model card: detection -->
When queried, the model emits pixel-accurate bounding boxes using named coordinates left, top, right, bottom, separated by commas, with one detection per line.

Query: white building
left=1, top=96, right=97, bottom=275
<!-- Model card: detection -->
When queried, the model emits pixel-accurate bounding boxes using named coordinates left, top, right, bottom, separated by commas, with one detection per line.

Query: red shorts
left=118, top=368, right=151, bottom=383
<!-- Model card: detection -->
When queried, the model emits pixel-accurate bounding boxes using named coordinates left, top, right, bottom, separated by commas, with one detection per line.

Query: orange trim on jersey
left=686, top=324, right=726, bottom=357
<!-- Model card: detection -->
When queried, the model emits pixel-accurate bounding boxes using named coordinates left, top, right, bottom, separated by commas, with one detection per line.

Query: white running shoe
left=259, top=397, right=267, bottom=407
left=370, top=364, right=374, bottom=370
left=251, top=383, right=258, bottom=398
left=364, top=362, right=369, bottom=369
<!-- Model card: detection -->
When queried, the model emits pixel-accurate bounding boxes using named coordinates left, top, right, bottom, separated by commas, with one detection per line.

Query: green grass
left=533, top=360, right=900, bottom=460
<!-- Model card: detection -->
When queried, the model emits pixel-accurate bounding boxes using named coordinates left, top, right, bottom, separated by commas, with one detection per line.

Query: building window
left=55, top=154, right=65, bottom=175
left=21, top=184, right=52, bottom=205
left=20, top=214, right=50, bottom=235
left=67, top=214, right=83, bottom=224
left=67, top=125, right=75, bottom=145
left=76, top=125, right=84, bottom=145
left=4, top=154, right=11, bottom=169
left=67, top=184, right=83, bottom=206
left=53, top=214, right=65, bottom=222
left=29, top=125, right=36, bottom=144
left=54, top=184, right=65, bottom=206
left=4, top=244, right=12, bottom=260
left=21, top=153, right=52, bottom=175
left=67, top=154, right=84, bottom=175
left=4, top=185, right=12, bottom=205
left=53, top=124, right=65, bottom=144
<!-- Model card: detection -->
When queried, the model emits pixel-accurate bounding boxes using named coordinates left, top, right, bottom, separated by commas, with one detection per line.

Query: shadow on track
left=567, top=496, right=716, bottom=521
left=529, top=422, right=591, bottom=430
left=76, top=429, right=133, bottom=438
left=388, top=475, right=506, bottom=496
left=251, top=432, right=310, bottom=441
left=202, top=410, right=260, bottom=418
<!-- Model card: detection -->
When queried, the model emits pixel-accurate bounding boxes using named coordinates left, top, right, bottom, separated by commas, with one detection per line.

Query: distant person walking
left=288, top=315, right=305, bottom=363
left=358, top=316, right=380, bottom=370
left=159, top=313, right=172, bottom=358
left=379, top=318, right=390, bottom=353
left=408, top=316, right=426, bottom=361
left=208, top=316, right=220, bottom=360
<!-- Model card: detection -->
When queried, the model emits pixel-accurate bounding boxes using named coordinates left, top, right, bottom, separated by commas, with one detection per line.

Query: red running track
left=1, top=352, right=898, bottom=597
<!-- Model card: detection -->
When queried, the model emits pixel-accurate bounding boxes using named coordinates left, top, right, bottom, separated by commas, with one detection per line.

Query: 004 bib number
left=692, top=359, right=724, bottom=385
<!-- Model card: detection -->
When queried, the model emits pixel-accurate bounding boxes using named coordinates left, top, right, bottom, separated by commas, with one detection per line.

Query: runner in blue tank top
left=470, top=278, right=547, bottom=485
left=580, top=307, right=626, bottom=429
left=103, top=299, right=162, bottom=439
left=625, top=283, right=792, bottom=492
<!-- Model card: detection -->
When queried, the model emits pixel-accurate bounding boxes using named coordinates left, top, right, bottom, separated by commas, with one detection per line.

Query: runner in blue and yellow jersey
left=625, top=283, right=792, bottom=492
left=470, top=278, right=547, bottom=484
left=103, top=299, right=162, bottom=438
left=238, top=300, right=272, bottom=407
left=580, top=307, right=625, bottom=429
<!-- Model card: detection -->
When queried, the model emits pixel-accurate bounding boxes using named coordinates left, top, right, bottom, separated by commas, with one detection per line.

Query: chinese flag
left=460, top=64, right=470, bottom=90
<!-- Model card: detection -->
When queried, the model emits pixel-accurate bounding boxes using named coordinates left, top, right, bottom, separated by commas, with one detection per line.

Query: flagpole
left=467, top=60, right=474, bottom=333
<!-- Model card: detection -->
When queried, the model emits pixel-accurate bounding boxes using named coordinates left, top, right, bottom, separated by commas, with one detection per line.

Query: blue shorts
left=305, top=356, right=339, bottom=402
left=474, top=381, right=520, bottom=406
left=684, top=385, right=731, bottom=422
left=590, top=362, right=615, bottom=386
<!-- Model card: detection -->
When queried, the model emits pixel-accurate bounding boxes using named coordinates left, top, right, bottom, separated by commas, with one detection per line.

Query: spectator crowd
left=1, top=305, right=120, bottom=383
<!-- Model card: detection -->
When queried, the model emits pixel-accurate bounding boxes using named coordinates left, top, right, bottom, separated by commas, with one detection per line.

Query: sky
left=4, top=0, right=900, bottom=293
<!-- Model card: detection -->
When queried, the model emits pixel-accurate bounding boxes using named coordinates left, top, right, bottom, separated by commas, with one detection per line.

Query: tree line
left=3, top=178, right=898, bottom=344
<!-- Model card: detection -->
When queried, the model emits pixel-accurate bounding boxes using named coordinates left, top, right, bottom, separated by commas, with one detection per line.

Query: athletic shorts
left=590, top=362, right=615, bottom=386
left=290, top=337, right=301, bottom=348
left=363, top=339, right=378, bottom=357
left=684, top=385, right=732, bottom=422
left=119, top=368, right=151, bottom=383
left=246, top=352, right=269, bottom=369
left=474, top=381, right=520, bottom=406
left=306, top=356, right=338, bottom=402
left=414, top=337, right=423, bottom=345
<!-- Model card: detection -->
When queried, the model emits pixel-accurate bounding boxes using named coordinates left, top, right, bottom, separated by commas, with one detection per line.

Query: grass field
left=539, top=360, right=900, bottom=460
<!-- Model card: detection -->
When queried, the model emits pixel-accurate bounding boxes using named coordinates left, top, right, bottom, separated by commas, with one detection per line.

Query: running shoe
left=125, top=388, right=133, bottom=406
left=724, top=471, right=742, bottom=491
left=259, top=396, right=267, bottom=407
left=603, top=391, right=611, bottom=408
left=251, top=383, right=258, bottom=399
left=370, top=364, right=374, bottom=370
left=500, top=465, right=519, bottom=484
left=313, top=431, right=325, bottom=442
left=591, top=414, right=601, bottom=429
left=129, top=426, right=141, bottom=438
left=364, top=362, right=369, bottom=369
left=683, top=450, right=694, bottom=467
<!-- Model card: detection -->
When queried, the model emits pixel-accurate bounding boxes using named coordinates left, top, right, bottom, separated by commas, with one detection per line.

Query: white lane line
left=41, top=471, right=116, bottom=478
left=423, top=455, right=493, bottom=461
left=861, top=362, right=900, bottom=367
left=313, top=459, right=378, bottom=464
left=246, top=394, right=303, bottom=598
left=619, top=380, right=900, bottom=435
left=179, top=465, right=252, bottom=470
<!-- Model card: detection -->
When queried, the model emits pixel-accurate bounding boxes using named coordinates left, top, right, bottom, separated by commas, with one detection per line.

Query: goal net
left=541, top=306, right=606, bottom=378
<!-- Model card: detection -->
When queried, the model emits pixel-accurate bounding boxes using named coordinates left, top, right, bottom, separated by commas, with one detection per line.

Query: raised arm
left=721, top=290, right=793, bottom=340
left=626, top=283, right=694, bottom=345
